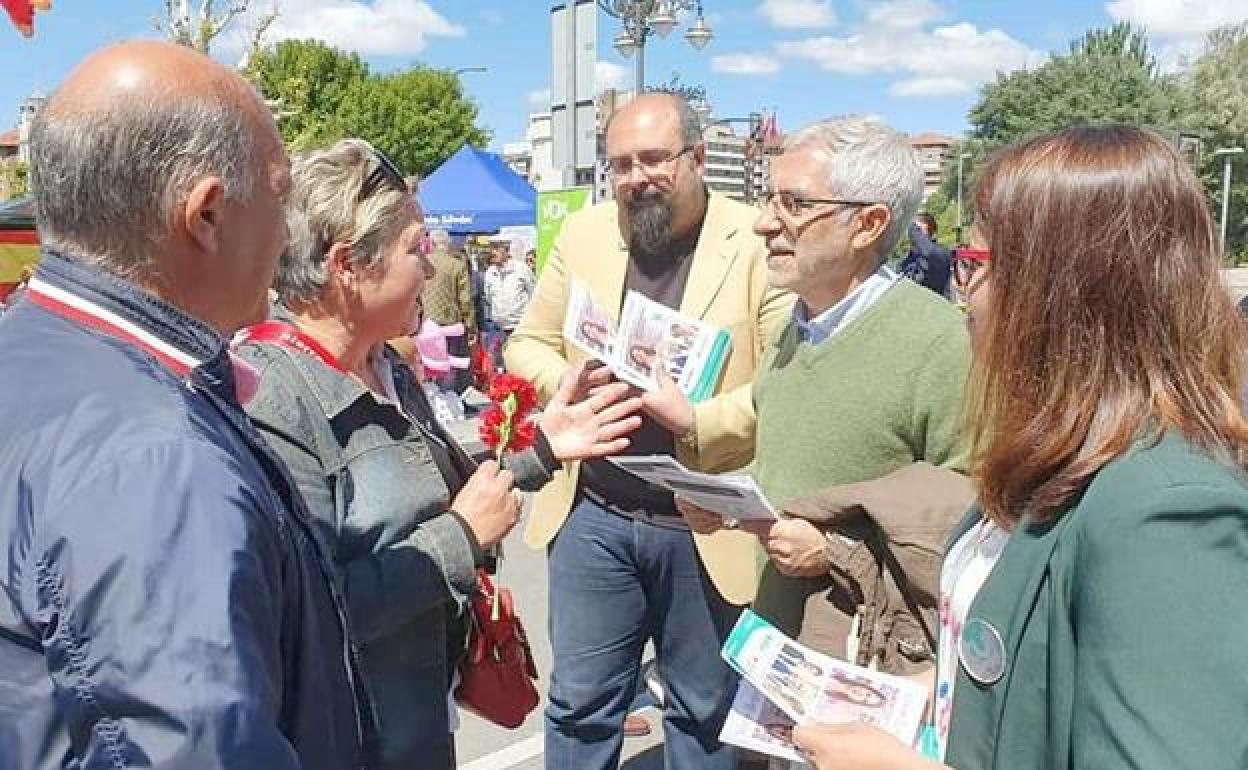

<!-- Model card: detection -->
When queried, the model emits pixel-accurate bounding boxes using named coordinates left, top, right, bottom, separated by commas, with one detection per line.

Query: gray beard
left=625, top=194, right=674, bottom=258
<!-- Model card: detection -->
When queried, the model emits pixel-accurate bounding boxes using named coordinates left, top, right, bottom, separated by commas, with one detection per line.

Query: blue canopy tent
left=420, top=145, right=537, bottom=235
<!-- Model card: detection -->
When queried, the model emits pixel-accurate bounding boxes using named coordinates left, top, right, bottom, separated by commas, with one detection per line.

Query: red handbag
left=454, top=569, right=540, bottom=728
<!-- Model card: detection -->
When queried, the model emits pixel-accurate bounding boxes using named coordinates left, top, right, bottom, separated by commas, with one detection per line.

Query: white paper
left=719, top=681, right=808, bottom=764
left=607, top=455, right=777, bottom=521
left=561, top=279, right=730, bottom=401
left=722, top=610, right=928, bottom=746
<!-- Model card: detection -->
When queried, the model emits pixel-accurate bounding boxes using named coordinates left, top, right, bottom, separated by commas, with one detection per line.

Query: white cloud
left=527, top=88, right=551, bottom=107
left=776, top=1, right=1044, bottom=97
left=226, top=0, right=465, bottom=59
left=712, top=52, right=782, bottom=75
left=889, top=76, right=972, bottom=97
left=1105, top=0, right=1247, bottom=69
left=479, top=8, right=504, bottom=26
left=1105, top=0, right=1247, bottom=41
left=595, top=60, right=631, bottom=93
left=759, top=0, right=836, bottom=29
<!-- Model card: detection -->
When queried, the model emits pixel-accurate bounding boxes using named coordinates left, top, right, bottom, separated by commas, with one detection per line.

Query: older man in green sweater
left=680, top=115, right=970, bottom=670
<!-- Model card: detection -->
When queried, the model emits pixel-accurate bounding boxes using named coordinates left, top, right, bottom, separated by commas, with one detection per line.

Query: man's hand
left=640, top=366, right=695, bottom=438
left=538, top=362, right=643, bottom=461
left=674, top=496, right=726, bottom=535
left=741, top=518, right=831, bottom=577
left=791, top=722, right=938, bottom=770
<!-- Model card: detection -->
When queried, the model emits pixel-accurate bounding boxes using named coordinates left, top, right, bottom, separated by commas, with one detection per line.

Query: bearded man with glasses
left=677, top=116, right=974, bottom=689
left=506, top=92, right=792, bottom=770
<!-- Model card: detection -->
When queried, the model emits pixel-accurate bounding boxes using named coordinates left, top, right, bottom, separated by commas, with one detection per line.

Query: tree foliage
left=1181, top=22, right=1248, bottom=259
left=245, top=40, right=489, bottom=177
left=969, top=22, right=1182, bottom=147
left=0, top=161, right=28, bottom=201
left=155, top=0, right=249, bottom=54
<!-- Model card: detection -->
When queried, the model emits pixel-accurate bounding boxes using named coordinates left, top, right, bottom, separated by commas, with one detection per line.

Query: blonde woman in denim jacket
left=236, top=139, right=642, bottom=770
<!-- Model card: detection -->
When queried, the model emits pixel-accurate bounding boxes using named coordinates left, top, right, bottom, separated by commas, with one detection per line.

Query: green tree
left=969, top=22, right=1183, bottom=147
left=329, top=67, right=490, bottom=177
left=245, top=39, right=371, bottom=150
left=1180, top=22, right=1248, bottom=260
left=0, top=161, right=29, bottom=200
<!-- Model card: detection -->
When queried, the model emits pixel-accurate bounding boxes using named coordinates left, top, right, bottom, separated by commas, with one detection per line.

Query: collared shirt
left=793, top=264, right=900, bottom=345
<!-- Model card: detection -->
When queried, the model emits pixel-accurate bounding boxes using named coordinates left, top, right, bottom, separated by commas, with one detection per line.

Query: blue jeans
left=545, top=496, right=741, bottom=770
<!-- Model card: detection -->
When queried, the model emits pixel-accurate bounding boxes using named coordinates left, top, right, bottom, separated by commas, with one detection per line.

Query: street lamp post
left=452, top=66, right=487, bottom=77
left=599, top=1, right=713, bottom=93
left=1213, top=146, right=1244, bottom=258
left=955, top=152, right=972, bottom=242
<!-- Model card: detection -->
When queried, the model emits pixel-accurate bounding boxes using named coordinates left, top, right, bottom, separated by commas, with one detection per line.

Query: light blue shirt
left=793, top=265, right=900, bottom=345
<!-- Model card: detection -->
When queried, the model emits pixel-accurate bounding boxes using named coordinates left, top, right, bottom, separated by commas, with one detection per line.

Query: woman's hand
left=538, top=362, right=643, bottom=461
left=674, top=496, right=727, bottom=535
left=451, top=460, right=520, bottom=550
left=742, top=518, right=832, bottom=577
left=791, top=723, right=941, bottom=770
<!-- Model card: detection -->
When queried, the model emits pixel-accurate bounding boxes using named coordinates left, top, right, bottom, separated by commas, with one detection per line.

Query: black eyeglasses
left=761, top=191, right=879, bottom=219
left=357, top=144, right=409, bottom=202
left=606, top=145, right=694, bottom=178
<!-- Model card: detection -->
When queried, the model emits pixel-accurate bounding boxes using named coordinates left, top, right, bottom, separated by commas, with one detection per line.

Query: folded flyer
left=606, top=454, right=777, bottom=521
left=721, top=610, right=927, bottom=750
left=719, top=680, right=807, bottom=765
left=562, top=279, right=731, bottom=402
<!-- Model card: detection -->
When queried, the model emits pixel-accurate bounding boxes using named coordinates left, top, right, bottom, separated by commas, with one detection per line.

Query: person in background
left=422, top=228, right=477, bottom=392
left=482, top=238, right=536, bottom=365
left=792, top=125, right=1248, bottom=770
left=505, top=92, right=792, bottom=770
left=0, top=41, right=369, bottom=769
left=234, top=138, right=643, bottom=770
left=897, top=212, right=952, bottom=297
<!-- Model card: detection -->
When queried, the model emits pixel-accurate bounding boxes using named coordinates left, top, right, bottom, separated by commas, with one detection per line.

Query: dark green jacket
left=947, top=432, right=1248, bottom=770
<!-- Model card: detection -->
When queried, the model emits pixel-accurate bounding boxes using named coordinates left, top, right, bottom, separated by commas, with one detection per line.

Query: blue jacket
left=898, top=223, right=953, bottom=297
left=0, top=252, right=370, bottom=770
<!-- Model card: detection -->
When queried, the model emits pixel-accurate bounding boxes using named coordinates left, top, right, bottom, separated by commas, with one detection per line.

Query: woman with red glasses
left=790, top=125, right=1248, bottom=770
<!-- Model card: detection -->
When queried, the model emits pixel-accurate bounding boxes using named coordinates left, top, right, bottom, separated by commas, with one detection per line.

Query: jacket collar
left=31, top=249, right=241, bottom=400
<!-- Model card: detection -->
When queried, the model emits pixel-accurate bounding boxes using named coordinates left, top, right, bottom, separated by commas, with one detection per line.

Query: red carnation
left=488, top=373, right=539, bottom=416
left=479, top=372, right=539, bottom=457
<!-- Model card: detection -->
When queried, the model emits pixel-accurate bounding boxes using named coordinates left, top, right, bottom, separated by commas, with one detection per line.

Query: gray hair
left=783, top=115, right=923, bottom=261
left=30, top=94, right=257, bottom=278
left=428, top=228, right=451, bottom=249
left=276, top=138, right=412, bottom=304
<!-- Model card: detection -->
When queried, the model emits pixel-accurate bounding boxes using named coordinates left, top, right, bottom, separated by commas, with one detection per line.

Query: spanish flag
left=2, top=0, right=51, bottom=38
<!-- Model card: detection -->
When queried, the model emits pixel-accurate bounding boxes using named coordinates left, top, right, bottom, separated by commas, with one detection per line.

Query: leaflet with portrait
left=562, top=279, right=731, bottom=402
left=720, top=610, right=928, bottom=749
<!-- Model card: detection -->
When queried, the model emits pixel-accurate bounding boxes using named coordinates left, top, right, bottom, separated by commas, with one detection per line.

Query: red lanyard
left=25, top=277, right=200, bottom=377
left=234, top=320, right=347, bottom=373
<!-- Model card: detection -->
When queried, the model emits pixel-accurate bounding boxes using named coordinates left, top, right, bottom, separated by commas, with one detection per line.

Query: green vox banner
left=536, top=187, right=591, bottom=276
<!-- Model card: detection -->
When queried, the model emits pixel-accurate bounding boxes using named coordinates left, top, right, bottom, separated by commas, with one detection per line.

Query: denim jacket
left=237, top=324, right=553, bottom=770
left=0, top=251, right=368, bottom=770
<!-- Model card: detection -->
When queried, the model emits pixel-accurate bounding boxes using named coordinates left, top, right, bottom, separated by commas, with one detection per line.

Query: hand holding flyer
left=562, top=279, right=731, bottom=402
left=718, top=610, right=928, bottom=762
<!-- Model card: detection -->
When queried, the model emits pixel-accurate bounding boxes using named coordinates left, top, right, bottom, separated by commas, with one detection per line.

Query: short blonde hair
left=275, top=138, right=412, bottom=303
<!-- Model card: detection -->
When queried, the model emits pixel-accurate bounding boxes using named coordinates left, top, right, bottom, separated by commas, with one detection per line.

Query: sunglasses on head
left=952, top=246, right=992, bottom=290
left=357, top=144, right=408, bottom=202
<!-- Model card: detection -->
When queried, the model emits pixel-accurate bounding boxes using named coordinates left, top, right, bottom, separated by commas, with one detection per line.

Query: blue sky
left=1, top=0, right=1244, bottom=151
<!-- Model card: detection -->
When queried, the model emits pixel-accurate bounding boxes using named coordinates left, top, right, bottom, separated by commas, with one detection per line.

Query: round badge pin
left=959, top=617, right=1006, bottom=685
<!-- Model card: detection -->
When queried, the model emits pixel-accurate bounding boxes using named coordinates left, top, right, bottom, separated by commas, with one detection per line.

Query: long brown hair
left=968, top=125, right=1248, bottom=526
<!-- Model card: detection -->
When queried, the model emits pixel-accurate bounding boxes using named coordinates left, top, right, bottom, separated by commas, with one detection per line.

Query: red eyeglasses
left=952, top=247, right=992, bottom=290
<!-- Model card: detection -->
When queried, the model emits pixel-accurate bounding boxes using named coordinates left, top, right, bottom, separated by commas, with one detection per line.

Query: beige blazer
left=504, top=192, right=793, bottom=605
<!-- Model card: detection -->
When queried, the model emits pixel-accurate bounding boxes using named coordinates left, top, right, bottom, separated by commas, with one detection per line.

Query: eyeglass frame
left=952, top=246, right=992, bottom=291
left=761, top=190, right=881, bottom=224
left=357, top=143, right=409, bottom=202
left=605, top=144, right=696, bottom=179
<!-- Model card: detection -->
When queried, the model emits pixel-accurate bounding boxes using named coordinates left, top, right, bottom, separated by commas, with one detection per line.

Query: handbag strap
left=865, top=525, right=937, bottom=655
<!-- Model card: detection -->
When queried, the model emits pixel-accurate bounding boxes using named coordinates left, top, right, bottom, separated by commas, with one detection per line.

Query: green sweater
left=752, top=279, right=972, bottom=635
